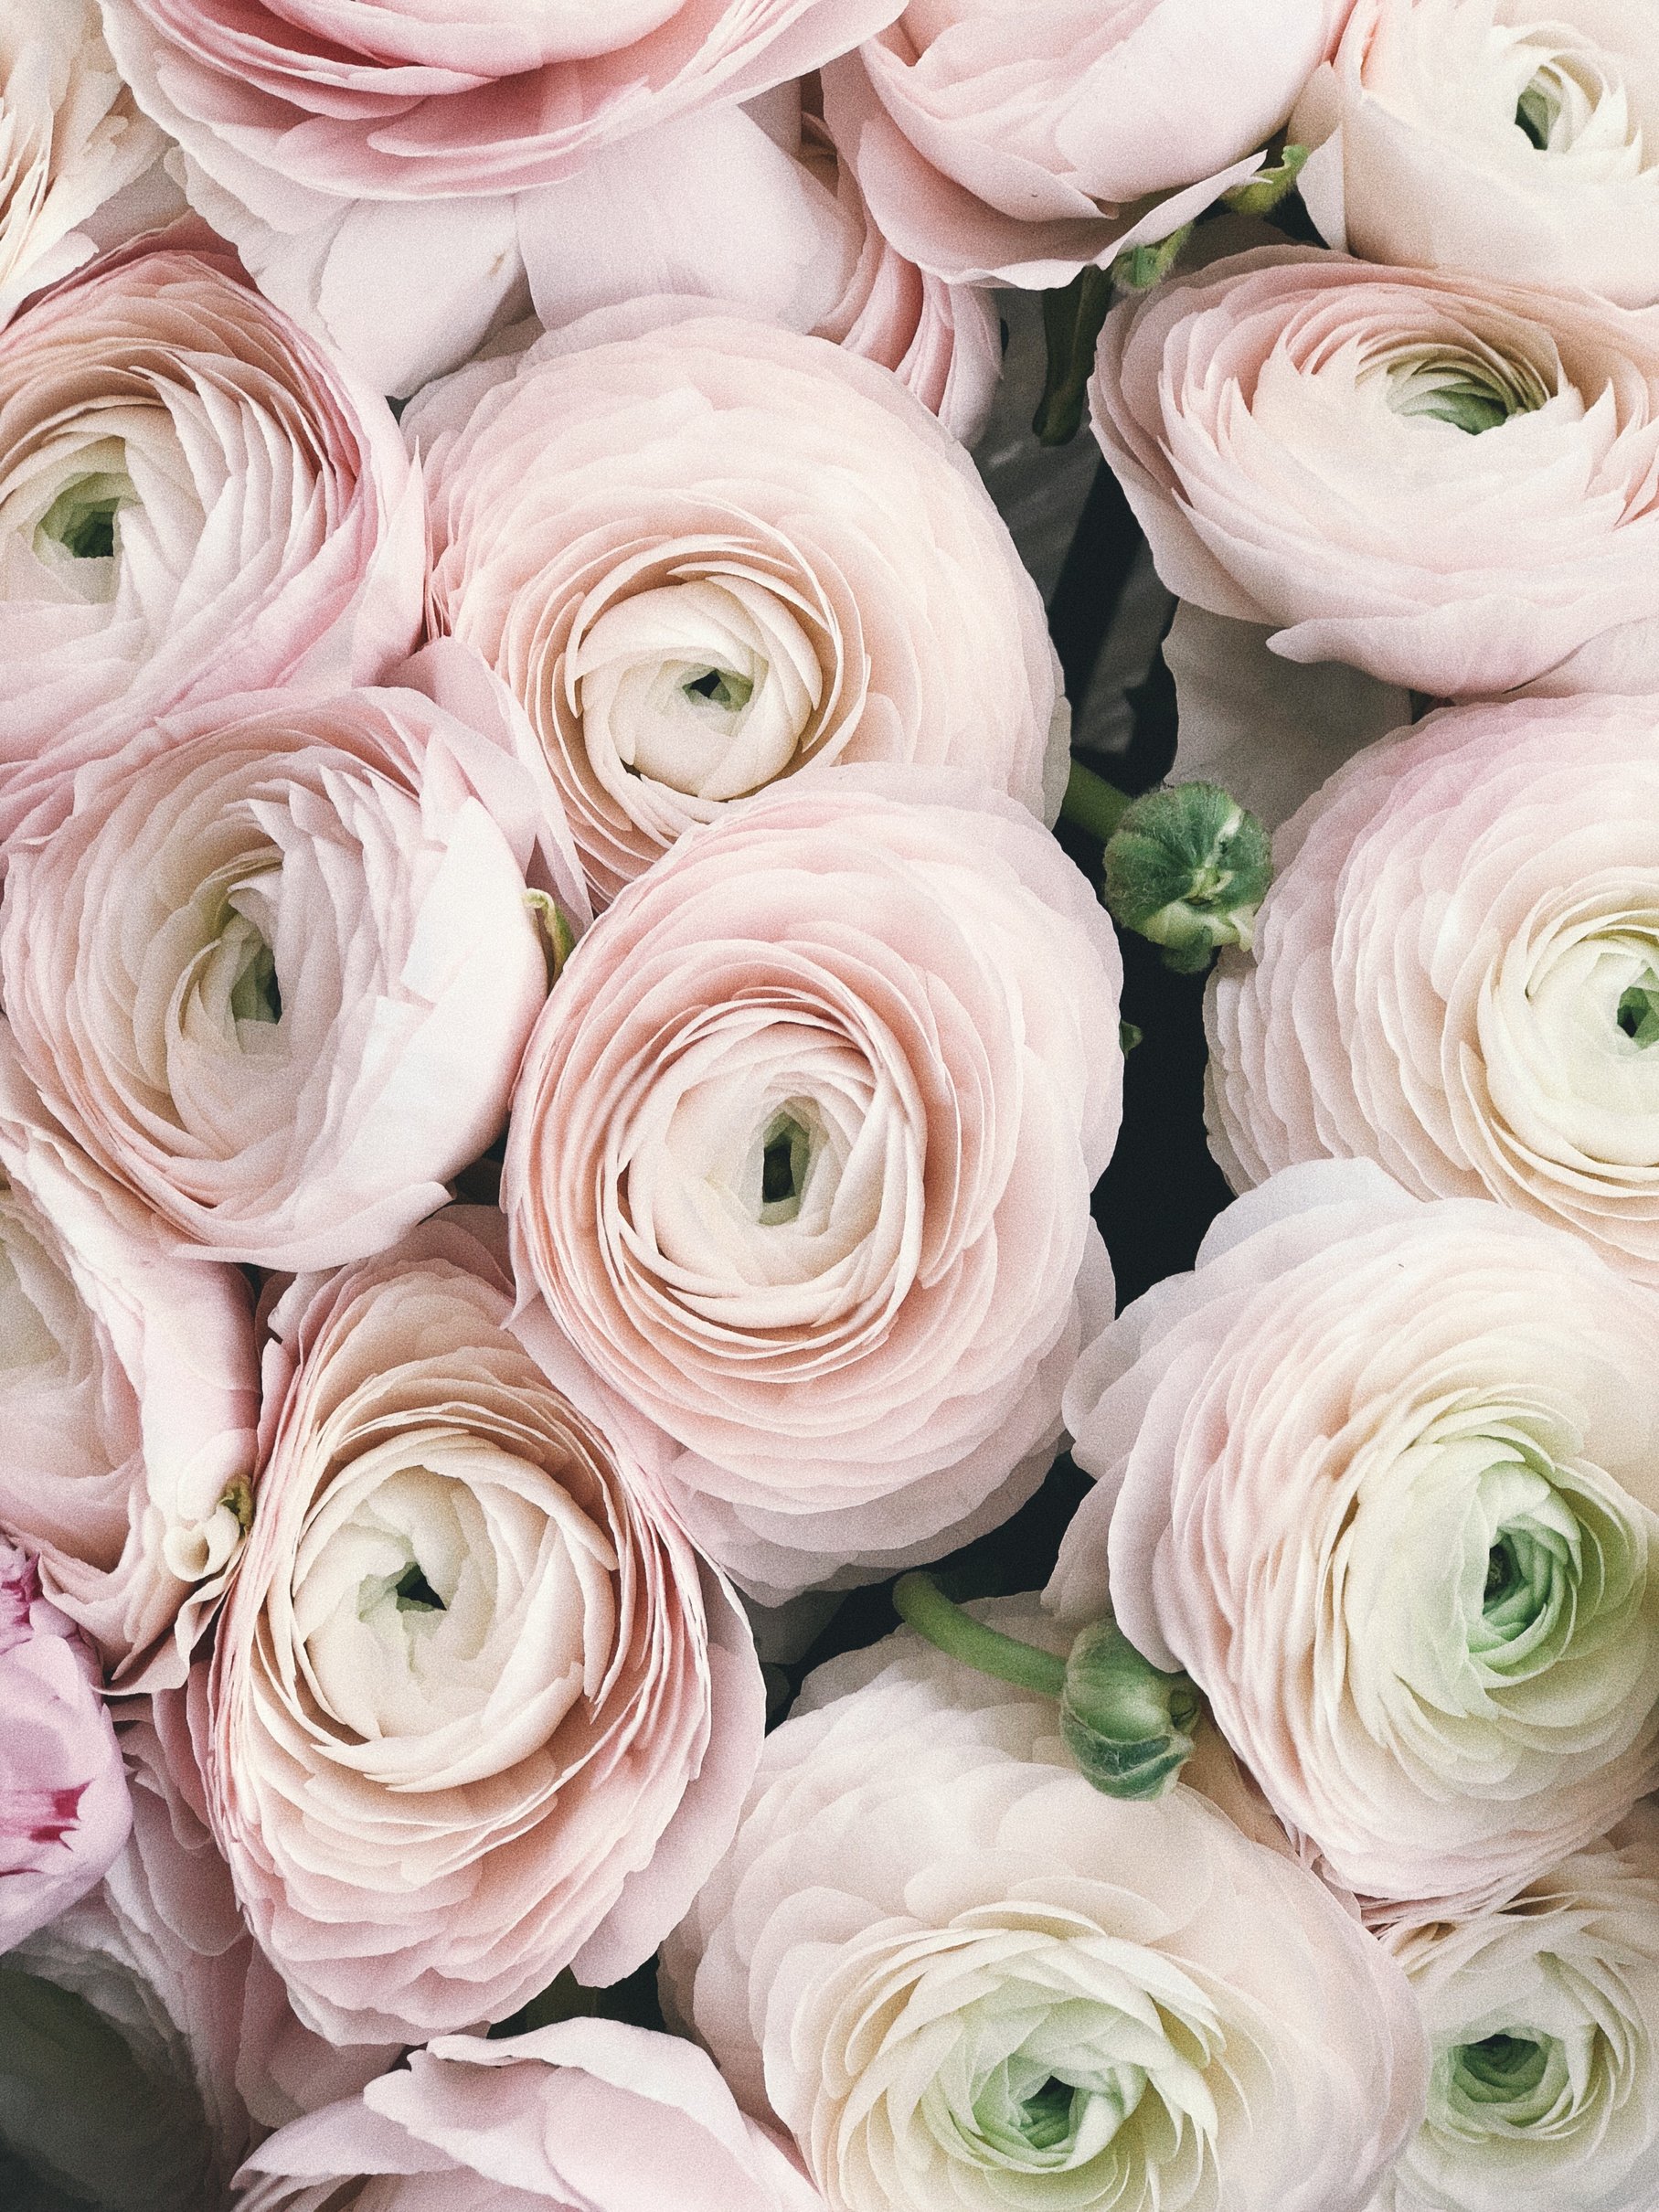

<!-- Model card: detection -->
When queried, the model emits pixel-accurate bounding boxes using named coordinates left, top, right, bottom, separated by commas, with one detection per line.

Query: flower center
left=680, top=665, right=755, bottom=717
left=228, top=934, right=282, bottom=1027
left=1515, top=73, right=1561, bottom=152
left=34, top=467, right=133, bottom=565
left=1385, top=346, right=1549, bottom=435
left=758, top=1109, right=814, bottom=1223
left=1616, top=971, right=1659, bottom=1047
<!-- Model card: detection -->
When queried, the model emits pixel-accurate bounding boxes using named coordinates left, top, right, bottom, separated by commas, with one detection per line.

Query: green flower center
left=228, top=937, right=282, bottom=1027
left=680, top=666, right=753, bottom=716
left=758, top=1110, right=814, bottom=1224
left=1515, top=74, right=1561, bottom=151
left=1385, top=346, right=1552, bottom=436
left=1012, top=2076, right=1077, bottom=2153
left=35, top=470, right=133, bottom=564
left=391, top=1562, right=445, bottom=1615
left=1617, top=973, right=1659, bottom=1048
left=1469, top=1475, right=1579, bottom=1674
left=1455, top=2034, right=1550, bottom=2101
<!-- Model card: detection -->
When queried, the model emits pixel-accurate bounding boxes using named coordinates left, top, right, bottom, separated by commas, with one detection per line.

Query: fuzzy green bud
left=1103, top=782, right=1272, bottom=974
left=1058, top=1617, right=1200, bottom=1801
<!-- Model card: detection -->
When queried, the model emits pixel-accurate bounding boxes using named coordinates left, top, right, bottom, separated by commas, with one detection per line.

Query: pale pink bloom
left=505, top=768, right=1122, bottom=1603
left=663, top=1593, right=1426, bottom=2212
left=97, top=0, right=907, bottom=397
left=0, top=0, right=168, bottom=326
left=501, top=90, right=1001, bottom=445
left=1207, top=696, right=1659, bottom=1286
left=234, top=2021, right=826, bottom=2211
left=1376, top=1805, right=1659, bottom=2212
left=1090, top=244, right=1659, bottom=697
left=820, top=0, right=1348, bottom=287
left=1053, top=1162, right=1659, bottom=1922
left=0, top=1537, right=129, bottom=1951
left=409, top=312, right=1065, bottom=910
left=3, top=1694, right=390, bottom=2208
left=1296, top=0, right=1659, bottom=309
left=0, top=230, right=424, bottom=840
left=0, top=668, right=573, bottom=1272
left=205, top=1208, right=763, bottom=2047
left=0, top=1019, right=258, bottom=1687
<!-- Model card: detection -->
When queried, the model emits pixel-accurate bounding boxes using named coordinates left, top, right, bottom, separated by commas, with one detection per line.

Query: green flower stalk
left=892, top=1574, right=1201, bottom=1802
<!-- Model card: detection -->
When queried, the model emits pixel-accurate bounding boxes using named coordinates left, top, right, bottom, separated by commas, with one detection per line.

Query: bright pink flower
left=0, top=1538, right=129, bottom=1951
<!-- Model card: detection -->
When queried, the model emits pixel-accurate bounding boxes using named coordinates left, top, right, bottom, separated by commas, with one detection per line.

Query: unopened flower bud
left=1104, top=782, right=1273, bottom=973
left=1058, top=1615, right=1201, bottom=1801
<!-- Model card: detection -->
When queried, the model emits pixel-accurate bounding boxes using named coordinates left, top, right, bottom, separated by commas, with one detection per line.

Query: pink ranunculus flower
left=1296, top=0, right=1659, bottom=309
left=96, top=0, right=907, bottom=397
left=0, top=1019, right=259, bottom=1688
left=1375, top=1804, right=1659, bottom=2212
left=204, top=1208, right=762, bottom=2047
left=1207, top=696, right=1659, bottom=1285
left=1052, top=1162, right=1659, bottom=1924
left=0, top=231, right=425, bottom=841
left=818, top=0, right=1349, bottom=288
left=504, top=768, right=1122, bottom=1603
left=0, top=0, right=168, bottom=327
left=0, top=668, right=578, bottom=1273
left=504, top=89, right=1001, bottom=446
left=662, top=1593, right=1426, bottom=2212
left=1, top=1695, right=391, bottom=2210
left=234, top=2022, right=827, bottom=2212
left=1090, top=244, right=1659, bottom=697
left=0, top=1537, right=129, bottom=1951
left=409, top=312, right=1065, bottom=910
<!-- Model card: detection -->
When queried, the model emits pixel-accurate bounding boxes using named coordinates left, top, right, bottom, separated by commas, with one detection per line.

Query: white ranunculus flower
left=0, top=0, right=165, bottom=326
left=1298, top=0, right=1659, bottom=306
left=1377, top=1806, right=1659, bottom=2212
left=1053, top=1163, right=1659, bottom=1922
left=663, top=1594, right=1427, bottom=2212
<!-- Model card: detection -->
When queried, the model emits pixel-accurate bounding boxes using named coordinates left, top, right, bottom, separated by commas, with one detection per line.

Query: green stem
left=893, top=1574, right=1068, bottom=1699
left=1034, top=266, right=1116, bottom=447
left=1061, top=760, right=1133, bottom=845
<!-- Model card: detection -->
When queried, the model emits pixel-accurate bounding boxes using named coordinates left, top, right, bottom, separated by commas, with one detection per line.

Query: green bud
left=1103, top=782, right=1273, bottom=974
left=1111, top=222, right=1195, bottom=296
left=1118, top=1019, right=1143, bottom=1057
left=1222, top=143, right=1310, bottom=218
left=525, top=890, right=577, bottom=985
left=892, top=1576, right=1202, bottom=1803
left=1058, top=1616, right=1200, bottom=1802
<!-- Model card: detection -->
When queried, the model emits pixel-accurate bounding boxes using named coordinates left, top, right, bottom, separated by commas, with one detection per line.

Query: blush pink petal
left=504, top=765, right=1122, bottom=1602
left=205, top=1207, right=763, bottom=2045
left=235, top=2022, right=826, bottom=2210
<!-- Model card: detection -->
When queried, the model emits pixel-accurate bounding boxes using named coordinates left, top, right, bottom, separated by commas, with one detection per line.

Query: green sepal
left=1058, top=1617, right=1201, bottom=1802
left=1222, top=144, right=1309, bottom=218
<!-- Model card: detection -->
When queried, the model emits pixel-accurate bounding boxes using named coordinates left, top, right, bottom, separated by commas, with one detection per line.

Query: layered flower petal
left=0, top=0, right=165, bottom=326
left=503, top=768, right=1122, bottom=1601
left=1054, top=1163, right=1659, bottom=1920
left=663, top=1594, right=1426, bottom=2212
left=0, top=675, right=568, bottom=1271
left=235, top=2022, right=827, bottom=2211
left=0, top=1021, right=257, bottom=1686
left=821, top=0, right=1346, bottom=287
left=204, top=1208, right=763, bottom=2045
left=1298, top=0, right=1659, bottom=307
left=0, top=232, right=424, bottom=836
left=1377, top=1806, right=1659, bottom=2212
left=1090, top=245, right=1659, bottom=697
left=1207, top=695, right=1659, bottom=1283
left=0, top=1537, right=128, bottom=1951
left=409, top=311, right=1062, bottom=908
